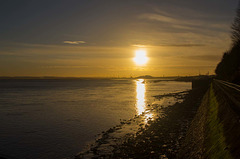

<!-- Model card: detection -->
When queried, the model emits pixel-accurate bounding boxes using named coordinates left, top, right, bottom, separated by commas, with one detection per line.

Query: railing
left=213, top=79, right=240, bottom=114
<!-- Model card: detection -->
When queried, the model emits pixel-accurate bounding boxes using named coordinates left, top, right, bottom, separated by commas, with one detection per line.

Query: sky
left=0, top=0, right=239, bottom=77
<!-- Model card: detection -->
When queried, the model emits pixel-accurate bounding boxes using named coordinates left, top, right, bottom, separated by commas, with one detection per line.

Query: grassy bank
left=180, top=84, right=240, bottom=158
left=206, top=85, right=233, bottom=159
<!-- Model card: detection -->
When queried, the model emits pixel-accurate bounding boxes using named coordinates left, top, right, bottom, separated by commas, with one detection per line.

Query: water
left=0, top=79, right=191, bottom=159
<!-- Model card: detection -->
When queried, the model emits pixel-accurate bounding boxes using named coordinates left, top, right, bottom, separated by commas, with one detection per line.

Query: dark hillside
left=215, top=6, right=240, bottom=84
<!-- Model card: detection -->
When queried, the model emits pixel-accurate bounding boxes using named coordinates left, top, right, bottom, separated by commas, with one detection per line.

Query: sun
left=133, top=50, right=149, bottom=65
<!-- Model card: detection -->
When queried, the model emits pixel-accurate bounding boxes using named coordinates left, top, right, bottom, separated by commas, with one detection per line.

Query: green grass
left=206, top=84, right=233, bottom=159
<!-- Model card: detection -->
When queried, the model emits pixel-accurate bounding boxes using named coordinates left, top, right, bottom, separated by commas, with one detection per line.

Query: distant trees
left=215, top=5, right=240, bottom=84
left=231, top=7, right=240, bottom=46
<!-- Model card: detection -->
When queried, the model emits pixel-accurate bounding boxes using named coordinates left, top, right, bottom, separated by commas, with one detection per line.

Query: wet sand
left=75, top=88, right=206, bottom=159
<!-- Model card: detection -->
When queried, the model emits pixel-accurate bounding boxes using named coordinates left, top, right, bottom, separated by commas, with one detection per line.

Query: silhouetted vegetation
left=215, top=5, right=240, bottom=84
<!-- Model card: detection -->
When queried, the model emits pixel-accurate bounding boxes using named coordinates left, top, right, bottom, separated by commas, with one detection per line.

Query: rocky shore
left=76, top=87, right=207, bottom=159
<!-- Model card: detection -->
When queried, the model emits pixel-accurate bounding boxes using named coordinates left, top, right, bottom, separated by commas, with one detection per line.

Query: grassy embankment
left=180, top=84, right=240, bottom=158
left=206, top=85, right=232, bottom=159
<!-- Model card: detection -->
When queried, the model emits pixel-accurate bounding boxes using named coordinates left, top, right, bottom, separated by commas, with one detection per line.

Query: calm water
left=0, top=79, right=191, bottom=159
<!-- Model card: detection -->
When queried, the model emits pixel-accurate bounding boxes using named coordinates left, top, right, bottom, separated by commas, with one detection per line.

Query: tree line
left=215, top=5, right=240, bottom=84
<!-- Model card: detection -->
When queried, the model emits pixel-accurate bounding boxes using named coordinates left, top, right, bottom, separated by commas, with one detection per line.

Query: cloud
left=132, top=43, right=205, bottom=48
left=162, top=44, right=205, bottom=47
left=132, top=44, right=147, bottom=48
left=183, top=55, right=221, bottom=61
left=140, top=12, right=228, bottom=31
left=63, top=41, right=86, bottom=45
left=138, top=6, right=231, bottom=39
left=43, top=65, right=89, bottom=69
left=141, top=13, right=174, bottom=23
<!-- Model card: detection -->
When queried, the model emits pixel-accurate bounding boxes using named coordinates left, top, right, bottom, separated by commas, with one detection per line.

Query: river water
left=0, top=79, right=191, bottom=159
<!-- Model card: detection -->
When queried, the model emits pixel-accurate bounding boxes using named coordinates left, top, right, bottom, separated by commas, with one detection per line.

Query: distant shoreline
left=0, top=76, right=175, bottom=80
left=0, top=75, right=214, bottom=81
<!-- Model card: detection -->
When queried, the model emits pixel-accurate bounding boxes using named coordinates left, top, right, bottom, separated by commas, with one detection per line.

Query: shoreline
left=75, top=87, right=206, bottom=158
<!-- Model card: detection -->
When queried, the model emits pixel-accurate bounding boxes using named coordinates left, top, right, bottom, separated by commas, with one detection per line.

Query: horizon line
left=0, top=75, right=215, bottom=79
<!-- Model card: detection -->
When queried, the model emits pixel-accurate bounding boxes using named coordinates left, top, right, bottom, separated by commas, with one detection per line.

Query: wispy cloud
left=140, top=12, right=228, bottom=31
left=63, top=41, right=86, bottom=45
left=160, top=44, right=205, bottom=47
left=138, top=5, right=231, bottom=38
left=43, top=65, right=89, bottom=69
left=132, top=44, right=147, bottom=48
left=131, top=43, right=205, bottom=48
left=140, top=13, right=175, bottom=23
left=183, top=55, right=221, bottom=61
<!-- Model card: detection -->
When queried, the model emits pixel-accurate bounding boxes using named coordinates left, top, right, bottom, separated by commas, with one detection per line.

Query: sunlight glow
left=133, top=50, right=149, bottom=65
left=136, top=79, right=146, bottom=115
left=145, top=113, right=153, bottom=121
left=136, top=79, right=154, bottom=123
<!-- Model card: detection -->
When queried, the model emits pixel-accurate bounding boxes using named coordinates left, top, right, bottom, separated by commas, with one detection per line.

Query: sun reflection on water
left=145, top=113, right=153, bottom=120
left=136, top=79, right=154, bottom=123
left=136, top=79, right=146, bottom=115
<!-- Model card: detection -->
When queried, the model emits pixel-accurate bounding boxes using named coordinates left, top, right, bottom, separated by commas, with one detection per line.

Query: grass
left=206, top=84, right=233, bottom=159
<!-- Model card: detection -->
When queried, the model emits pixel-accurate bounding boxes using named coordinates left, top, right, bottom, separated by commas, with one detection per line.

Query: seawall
left=179, top=83, right=240, bottom=158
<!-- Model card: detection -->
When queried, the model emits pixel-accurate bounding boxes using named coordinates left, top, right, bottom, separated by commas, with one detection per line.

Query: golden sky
left=0, top=1, right=238, bottom=77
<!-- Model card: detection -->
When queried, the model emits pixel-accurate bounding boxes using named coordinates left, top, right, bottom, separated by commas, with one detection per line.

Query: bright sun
left=133, top=50, right=149, bottom=65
